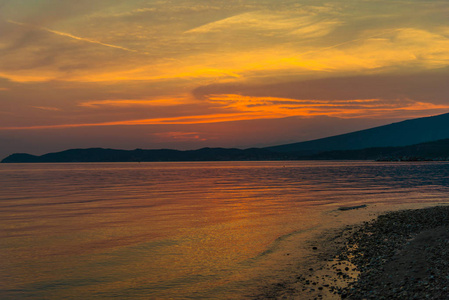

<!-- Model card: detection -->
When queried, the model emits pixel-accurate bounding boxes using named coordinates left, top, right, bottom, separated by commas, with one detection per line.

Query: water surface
left=1, top=161, right=449, bottom=299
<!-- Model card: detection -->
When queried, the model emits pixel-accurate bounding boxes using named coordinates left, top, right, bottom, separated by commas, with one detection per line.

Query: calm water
left=1, top=161, right=449, bottom=299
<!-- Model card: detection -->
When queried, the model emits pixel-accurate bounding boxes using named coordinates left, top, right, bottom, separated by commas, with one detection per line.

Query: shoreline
left=338, top=205, right=449, bottom=299
left=256, top=205, right=449, bottom=299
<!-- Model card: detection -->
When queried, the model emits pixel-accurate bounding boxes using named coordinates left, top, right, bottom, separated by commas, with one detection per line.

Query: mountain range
left=265, top=112, right=449, bottom=154
left=3, top=112, right=449, bottom=163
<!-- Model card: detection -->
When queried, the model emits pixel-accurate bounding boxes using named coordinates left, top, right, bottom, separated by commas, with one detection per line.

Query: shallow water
left=1, top=161, right=449, bottom=299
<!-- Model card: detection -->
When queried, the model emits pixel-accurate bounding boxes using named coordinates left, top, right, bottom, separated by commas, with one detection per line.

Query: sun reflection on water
left=2, top=161, right=449, bottom=298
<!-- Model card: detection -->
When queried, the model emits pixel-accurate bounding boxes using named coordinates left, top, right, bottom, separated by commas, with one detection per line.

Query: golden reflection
left=1, top=172, right=307, bottom=299
left=3, top=162, right=447, bottom=298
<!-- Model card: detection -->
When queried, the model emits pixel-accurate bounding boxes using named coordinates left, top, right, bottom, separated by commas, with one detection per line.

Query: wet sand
left=255, top=205, right=449, bottom=299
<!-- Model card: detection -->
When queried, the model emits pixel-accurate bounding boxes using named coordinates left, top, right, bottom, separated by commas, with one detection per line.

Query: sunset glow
left=1, top=0, right=449, bottom=156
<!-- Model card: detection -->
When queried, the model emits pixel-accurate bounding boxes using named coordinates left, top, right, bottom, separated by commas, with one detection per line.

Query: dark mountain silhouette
left=0, top=147, right=294, bottom=163
left=308, top=138, right=449, bottom=161
left=265, top=112, right=449, bottom=154
left=4, top=138, right=449, bottom=163
left=4, top=112, right=449, bottom=163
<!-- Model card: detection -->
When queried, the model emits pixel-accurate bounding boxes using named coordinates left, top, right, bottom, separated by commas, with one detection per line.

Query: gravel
left=254, top=206, right=449, bottom=300
left=336, top=206, right=449, bottom=299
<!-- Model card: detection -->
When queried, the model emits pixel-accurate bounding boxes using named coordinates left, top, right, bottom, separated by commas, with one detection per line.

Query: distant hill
left=308, top=138, right=449, bottom=161
left=4, top=140, right=449, bottom=163
left=4, top=112, right=449, bottom=163
left=265, top=112, right=449, bottom=154
left=4, top=138, right=449, bottom=163
left=0, top=147, right=294, bottom=163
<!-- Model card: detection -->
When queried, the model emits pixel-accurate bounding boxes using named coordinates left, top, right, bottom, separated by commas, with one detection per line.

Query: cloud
left=2, top=0, right=448, bottom=86
left=152, top=131, right=207, bottom=142
left=2, top=0, right=449, bottom=137
left=0, top=18, right=146, bottom=82
left=102, top=4, right=226, bottom=18
left=66, top=26, right=449, bottom=84
left=32, top=106, right=61, bottom=111
left=193, top=69, right=449, bottom=104
left=7, top=20, right=140, bottom=53
left=3, top=92, right=448, bottom=132
left=0, top=0, right=119, bottom=26
left=205, top=94, right=449, bottom=119
left=0, top=113, right=265, bottom=130
left=185, top=10, right=341, bottom=39
left=78, top=97, right=192, bottom=108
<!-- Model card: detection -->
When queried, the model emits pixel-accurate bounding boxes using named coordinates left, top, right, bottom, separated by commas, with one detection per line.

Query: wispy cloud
left=185, top=10, right=341, bottom=39
left=79, top=98, right=190, bottom=108
left=0, top=113, right=265, bottom=130
left=206, top=94, right=449, bottom=119
left=0, top=72, right=54, bottom=83
left=3, top=94, right=449, bottom=131
left=32, top=106, right=61, bottom=111
left=153, top=131, right=207, bottom=142
left=1, top=0, right=449, bottom=153
left=7, top=20, right=140, bottom=53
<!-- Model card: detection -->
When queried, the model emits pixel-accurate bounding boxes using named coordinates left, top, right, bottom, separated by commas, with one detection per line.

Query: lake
left=1, top=161, right=449, bottom=299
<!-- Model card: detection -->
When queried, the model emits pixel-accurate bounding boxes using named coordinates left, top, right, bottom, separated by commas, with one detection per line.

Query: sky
left=1, top=0, right=449, bottom=158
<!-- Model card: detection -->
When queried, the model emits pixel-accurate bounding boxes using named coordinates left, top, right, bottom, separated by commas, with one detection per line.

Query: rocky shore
left=256, top=205, right=449, bottom=299
left=338, top=205, right=449, bottom=299
left=299, top=206, right=449, bottom=299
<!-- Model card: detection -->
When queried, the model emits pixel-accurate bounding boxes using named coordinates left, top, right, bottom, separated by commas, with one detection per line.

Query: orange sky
left=1, top=0, right=449, bottom=157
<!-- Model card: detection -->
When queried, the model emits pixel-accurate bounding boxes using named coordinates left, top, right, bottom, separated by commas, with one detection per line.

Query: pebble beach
left=338, top=205, right=449, bottom=299
left=257, top=205, right=449, bottom=299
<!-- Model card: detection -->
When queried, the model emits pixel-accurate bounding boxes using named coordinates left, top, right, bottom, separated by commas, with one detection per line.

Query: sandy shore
left=255, top=205, right=449, bottom=299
